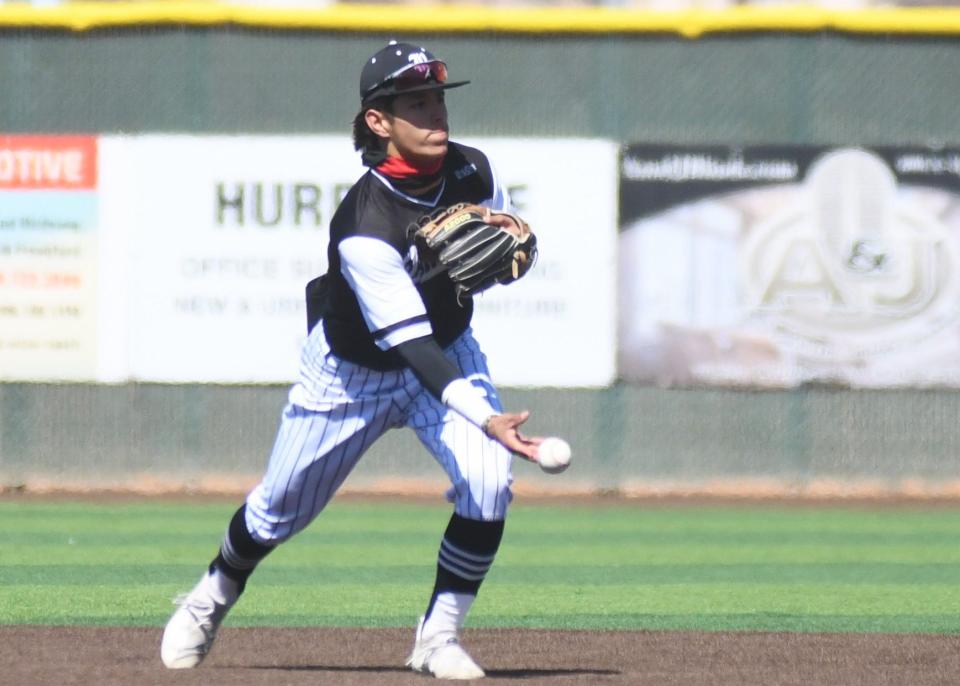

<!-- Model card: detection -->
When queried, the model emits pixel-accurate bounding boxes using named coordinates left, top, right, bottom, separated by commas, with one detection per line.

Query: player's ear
left=364, top=108, right=392, bottom=140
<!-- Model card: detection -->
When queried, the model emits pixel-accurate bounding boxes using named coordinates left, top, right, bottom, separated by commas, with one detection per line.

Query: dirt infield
left=3, top=626, right=960, bottom=686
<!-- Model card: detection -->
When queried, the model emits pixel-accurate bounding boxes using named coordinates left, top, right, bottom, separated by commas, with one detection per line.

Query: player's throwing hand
left=483, top=411, right=543, bottom=462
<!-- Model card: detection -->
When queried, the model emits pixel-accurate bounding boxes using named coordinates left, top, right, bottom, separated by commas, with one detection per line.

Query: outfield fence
left=2, top=7, right=960, bottom=494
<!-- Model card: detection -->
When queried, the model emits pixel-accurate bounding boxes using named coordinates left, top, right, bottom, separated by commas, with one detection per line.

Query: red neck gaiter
left=376, top=155, right=444, bottom=179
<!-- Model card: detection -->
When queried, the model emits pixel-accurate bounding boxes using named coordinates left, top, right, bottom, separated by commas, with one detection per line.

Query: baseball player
left=161, top=41, right=543, bottom=680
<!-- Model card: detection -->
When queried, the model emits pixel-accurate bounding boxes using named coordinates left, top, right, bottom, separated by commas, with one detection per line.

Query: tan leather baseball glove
left=409, top=203, right=538, bottom=300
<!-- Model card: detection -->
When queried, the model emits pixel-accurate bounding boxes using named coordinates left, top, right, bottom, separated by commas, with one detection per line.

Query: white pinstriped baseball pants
left=244, top=327, right=513, bottom=544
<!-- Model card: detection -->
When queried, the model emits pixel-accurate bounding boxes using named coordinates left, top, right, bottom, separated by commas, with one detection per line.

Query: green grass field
left=2, top=499, right=960, bottom=634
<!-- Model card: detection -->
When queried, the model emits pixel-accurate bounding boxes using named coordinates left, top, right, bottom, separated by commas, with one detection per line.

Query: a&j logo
left=740, top=148, right=960, bottom=361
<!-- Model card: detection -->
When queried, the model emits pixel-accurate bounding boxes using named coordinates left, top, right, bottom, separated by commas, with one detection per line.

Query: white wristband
left=440, top=378, right=497, bottom=429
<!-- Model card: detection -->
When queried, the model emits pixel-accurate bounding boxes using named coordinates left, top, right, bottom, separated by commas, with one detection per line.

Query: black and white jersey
left=322, top=142, right=513, bottom=370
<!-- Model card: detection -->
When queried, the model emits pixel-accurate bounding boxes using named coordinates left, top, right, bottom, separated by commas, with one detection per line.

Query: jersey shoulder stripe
left=372, top=313, right=430, bottom=342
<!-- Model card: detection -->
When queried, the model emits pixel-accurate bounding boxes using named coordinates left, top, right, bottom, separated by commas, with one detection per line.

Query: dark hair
left=352, top=96, right=394, bottom=167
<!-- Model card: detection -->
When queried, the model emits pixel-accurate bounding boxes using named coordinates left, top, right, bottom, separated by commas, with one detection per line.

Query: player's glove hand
left=408, top=203, right=537, bottom=300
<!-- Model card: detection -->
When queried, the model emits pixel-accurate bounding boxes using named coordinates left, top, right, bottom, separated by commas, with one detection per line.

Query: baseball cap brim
left=362, top=80, right=470, bottom=105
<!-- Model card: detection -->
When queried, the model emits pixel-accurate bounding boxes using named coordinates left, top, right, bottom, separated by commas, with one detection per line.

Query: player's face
left=383, top=90, right=449, bottom=164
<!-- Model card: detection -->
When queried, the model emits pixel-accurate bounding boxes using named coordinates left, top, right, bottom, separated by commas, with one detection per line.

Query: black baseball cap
left=359, top=41, right=470, bottom=105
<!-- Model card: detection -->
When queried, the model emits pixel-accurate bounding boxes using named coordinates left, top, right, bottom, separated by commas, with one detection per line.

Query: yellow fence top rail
left=2, top=2, right=960, bottom=37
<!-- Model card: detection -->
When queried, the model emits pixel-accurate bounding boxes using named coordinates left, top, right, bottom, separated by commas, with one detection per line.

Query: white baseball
left=537, top=437, right=572, bottom=474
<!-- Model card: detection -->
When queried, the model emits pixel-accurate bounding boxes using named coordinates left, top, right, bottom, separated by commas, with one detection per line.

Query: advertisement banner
left=0, top=135, right=102, bottom=381
left=618, top=144, right=960, bottom=388
left=113, top=135, right=617, bottom=386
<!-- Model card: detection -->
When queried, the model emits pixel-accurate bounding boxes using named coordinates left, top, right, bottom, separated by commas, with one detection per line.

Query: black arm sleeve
left=395, top=335, right=461, bottom=400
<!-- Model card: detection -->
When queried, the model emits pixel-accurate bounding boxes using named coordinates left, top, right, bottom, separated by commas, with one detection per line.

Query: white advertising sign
left=109, top=136, right=361, bottom=383
left=107, top=135, right=616, bottom=386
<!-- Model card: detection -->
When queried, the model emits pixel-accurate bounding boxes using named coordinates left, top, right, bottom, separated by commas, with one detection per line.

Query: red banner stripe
left=0, top=135, right=98, bottom=189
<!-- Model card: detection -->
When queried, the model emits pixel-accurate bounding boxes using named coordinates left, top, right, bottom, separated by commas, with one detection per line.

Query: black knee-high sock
left=425, top=513, right=504, bottom=618
left=210, top=505, right=274, bottom=593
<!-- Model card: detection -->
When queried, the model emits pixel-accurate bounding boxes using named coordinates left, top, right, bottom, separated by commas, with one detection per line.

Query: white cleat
left=406, top=616, right=485, bottom=680
left=160, top=576, right=233, bottom=669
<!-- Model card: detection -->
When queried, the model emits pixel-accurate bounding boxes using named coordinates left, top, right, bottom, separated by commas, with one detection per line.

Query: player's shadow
left=486, top=668, right=621, bottom=679
left=241, top=664, right=620, bottom=678
left=240, top=664, right=409, bottom=673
